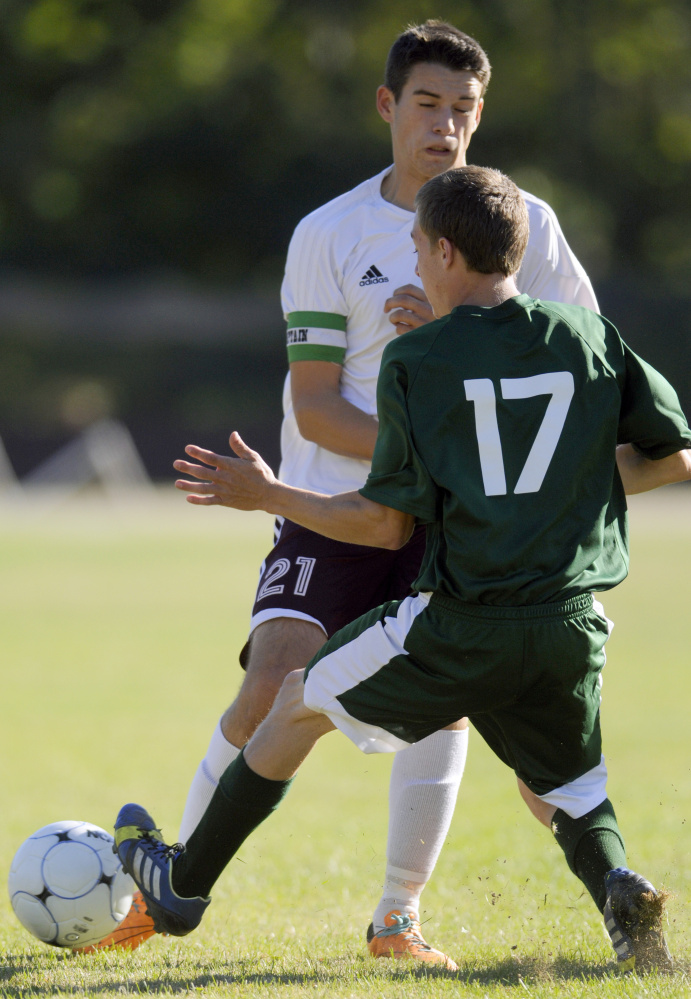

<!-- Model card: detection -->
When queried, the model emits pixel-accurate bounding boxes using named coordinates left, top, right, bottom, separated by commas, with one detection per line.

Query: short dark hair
left=385, top=20, right=491, bottom=101
left=415, top=167, right=529, bottom=276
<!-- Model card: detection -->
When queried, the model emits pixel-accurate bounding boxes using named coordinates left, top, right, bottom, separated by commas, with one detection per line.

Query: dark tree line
left=0, top=1, right=689, bottom=476
left=1, top=0, right=690, bottom=289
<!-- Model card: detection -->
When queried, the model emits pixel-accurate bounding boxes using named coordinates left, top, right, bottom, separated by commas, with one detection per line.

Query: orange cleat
left=366, top=910, right=458, bottom=970
left=74, top=891, right=157, bottom=954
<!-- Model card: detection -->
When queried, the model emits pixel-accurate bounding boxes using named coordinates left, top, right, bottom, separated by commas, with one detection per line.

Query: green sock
left=172, top=749, right=293, bottom=899
left=551, top=799, right=627, bottom=912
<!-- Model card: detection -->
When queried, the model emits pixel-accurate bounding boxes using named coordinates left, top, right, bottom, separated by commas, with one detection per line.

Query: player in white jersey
left=103, top=20, right=598, bottom=963
left=279, top=168, right=596, bottom=501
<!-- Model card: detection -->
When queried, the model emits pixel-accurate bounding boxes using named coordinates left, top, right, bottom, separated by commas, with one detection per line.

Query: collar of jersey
left=451, top=293, right=530, bottom=320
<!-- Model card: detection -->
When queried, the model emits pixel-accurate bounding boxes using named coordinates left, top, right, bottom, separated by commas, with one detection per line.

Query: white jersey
left=279, top=166, right=598, bottom=495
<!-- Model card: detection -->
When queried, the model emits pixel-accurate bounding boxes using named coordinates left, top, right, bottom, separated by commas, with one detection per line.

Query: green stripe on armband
left=286, top=311, right=347, bottom=332
left=287, top=344, right=346, bottom=364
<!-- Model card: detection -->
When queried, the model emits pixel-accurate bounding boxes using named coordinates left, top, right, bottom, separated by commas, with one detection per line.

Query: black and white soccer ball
left=8, top=820, right=134, bottom=948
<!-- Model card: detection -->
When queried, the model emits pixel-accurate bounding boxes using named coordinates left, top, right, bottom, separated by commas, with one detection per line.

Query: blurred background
left=0, top=0, right=689, bottom=487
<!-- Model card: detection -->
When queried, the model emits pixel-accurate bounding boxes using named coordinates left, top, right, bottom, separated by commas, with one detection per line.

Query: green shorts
left=303, top=591, right=610, bottom=807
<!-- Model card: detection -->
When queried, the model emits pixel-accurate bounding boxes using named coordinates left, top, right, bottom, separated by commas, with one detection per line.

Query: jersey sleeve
left=617, top=338, right=691, bottom=458
left=359, top=347, right=439, bottom=523
left=281, top=215, right=348, bottom=365
left=518, top=195, right=599, bottom=311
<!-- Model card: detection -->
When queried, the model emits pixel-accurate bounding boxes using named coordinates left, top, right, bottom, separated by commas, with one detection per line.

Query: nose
left=415, top=262, right=419, bottom=277
left=432, top=110, right=455, bottom=136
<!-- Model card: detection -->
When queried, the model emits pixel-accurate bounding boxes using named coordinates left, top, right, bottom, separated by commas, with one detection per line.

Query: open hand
left=174, top=432, right=276, bottom=510
left=383, top=284, right=434, bottom=334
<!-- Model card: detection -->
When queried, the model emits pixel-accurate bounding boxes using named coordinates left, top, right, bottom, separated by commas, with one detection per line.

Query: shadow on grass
left=1, top=951, right=689, bottom=996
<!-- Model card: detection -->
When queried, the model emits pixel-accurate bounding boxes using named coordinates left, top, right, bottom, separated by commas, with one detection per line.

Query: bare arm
left=290, top=360, right=378, bottom=461
left=616, top=445, right=691, bottom=494
left=291, top=287, right=434, bottom=458
left=174, top=432, right=415, bottom=549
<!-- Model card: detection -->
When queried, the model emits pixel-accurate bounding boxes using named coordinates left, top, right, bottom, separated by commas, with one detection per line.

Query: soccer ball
left=8, top=820, right=135, bottom=948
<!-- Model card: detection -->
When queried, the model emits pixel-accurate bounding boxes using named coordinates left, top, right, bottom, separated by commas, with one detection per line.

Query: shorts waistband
left=429, top=592, right=594, bottom=621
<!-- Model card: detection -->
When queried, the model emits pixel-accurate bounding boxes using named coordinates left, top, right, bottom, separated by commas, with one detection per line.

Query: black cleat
left=604, top=867, right=672, bottom=973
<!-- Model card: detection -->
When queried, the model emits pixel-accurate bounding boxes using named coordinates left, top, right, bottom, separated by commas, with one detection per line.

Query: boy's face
left=411, top=215, right=446, bottom=317
left=378, top=63, right=484, bottom=184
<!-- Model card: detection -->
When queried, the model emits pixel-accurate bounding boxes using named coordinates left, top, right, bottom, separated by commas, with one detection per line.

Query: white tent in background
left=0, top=435, right=18, bottom=489
left=21, top=419, right=152, bottom=496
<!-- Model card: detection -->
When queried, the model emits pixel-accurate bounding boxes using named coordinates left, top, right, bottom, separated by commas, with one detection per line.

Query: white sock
left=177, top=721, right=241, bottom=843
left=372, top=728, right=469, bottom=932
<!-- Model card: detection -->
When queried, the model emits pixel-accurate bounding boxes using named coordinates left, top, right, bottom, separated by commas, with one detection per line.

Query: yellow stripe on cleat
left=115, top=825, right=162, bottom=846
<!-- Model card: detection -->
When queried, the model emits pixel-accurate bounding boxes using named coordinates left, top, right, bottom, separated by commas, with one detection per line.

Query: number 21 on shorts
left=464, top=372, right=574, bottom=496
left=257, top=556, right=317, bottom=601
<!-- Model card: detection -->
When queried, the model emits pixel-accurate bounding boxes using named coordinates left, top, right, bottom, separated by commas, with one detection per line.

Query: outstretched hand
left=383, top=284, right=434, bottom=334
left=174, top=432, right=276, bottom=510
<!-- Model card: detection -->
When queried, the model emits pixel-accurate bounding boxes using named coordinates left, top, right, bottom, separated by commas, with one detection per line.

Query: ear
left=439, top=237, right=456, bottom=269
left=376, top=85, right=396, bottom=124
left=471, top=97, right=484, bottom=134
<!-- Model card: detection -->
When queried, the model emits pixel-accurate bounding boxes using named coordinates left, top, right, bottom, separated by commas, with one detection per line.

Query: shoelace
left=375, top=913, right=433, bottom=950
left=139, top=829, right=186, bottom=863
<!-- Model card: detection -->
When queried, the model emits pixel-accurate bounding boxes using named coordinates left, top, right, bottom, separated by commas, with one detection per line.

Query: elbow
left=658, top=447, right=691, bottom=486
left=386, top=526, right=414, bottom=550
left=375, top=516, right=415, bottom=551
left=377, top=533, right=405, bottom=551
left=673, top=448, right=691, bottom=483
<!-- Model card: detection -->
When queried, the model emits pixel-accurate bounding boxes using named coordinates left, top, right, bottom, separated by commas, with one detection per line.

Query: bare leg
left=178, top=617, right=324, bottom=842
left=221, top=618, right=326, bottom=747
left=244, top=669, right=336, bottom=780
left=517, top=776, right=557, bottom=828
left=170, top=671, right=336, bottom=903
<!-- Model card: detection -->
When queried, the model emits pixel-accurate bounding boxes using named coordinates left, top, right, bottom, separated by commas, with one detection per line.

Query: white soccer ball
left=8, top=820, right=135, bottom=948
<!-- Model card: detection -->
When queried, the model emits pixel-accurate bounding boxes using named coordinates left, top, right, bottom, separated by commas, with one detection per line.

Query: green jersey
left=360, top=294, right=691, bottom=605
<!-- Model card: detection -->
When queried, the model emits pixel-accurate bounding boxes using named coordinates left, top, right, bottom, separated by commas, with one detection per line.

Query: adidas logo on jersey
left=359, top=264, right=389, bottom=287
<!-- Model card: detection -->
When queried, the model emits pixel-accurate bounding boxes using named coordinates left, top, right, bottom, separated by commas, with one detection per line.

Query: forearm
left=616, top=444, right=691, bottom=494
left=173, top=433, right=415, bottom=549
left=263, top=482, right=409, bottom=548
left=295, top=394, right=379, bottom=460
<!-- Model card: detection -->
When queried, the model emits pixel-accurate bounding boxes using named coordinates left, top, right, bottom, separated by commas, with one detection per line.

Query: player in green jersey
left=115, top=166, right=691, bottom=973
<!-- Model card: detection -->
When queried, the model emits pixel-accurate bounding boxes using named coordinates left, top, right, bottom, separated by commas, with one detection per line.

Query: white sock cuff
left=207, top=720, right=241, bottom=772
left=385, top=864, right=430, bottom=885
left=177, top=723, right=241, bottom=844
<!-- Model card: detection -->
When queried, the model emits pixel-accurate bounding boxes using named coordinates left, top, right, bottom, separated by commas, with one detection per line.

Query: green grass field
left=0, top=486, right=689, bottom=997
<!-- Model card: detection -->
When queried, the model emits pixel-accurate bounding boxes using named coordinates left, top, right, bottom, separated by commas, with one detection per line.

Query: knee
left=272, top=669, right=334, bottom=735
left=273, top=669, right=309, bottom=716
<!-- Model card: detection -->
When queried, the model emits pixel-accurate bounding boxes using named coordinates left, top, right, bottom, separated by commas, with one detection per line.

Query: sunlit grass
left=0, top=486, right=689, bottom=997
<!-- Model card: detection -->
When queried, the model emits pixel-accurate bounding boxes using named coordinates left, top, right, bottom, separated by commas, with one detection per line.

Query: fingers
left=383, top=284, right=428, bottom=313
left=174, top=476, right=222, bottom=505
left=172, top=458, right=217, bottom=481
left=386, top=307, right=420, bottom=329
left=173, top=435, right=257, bottom=479
left=179, top=444, right=228, bottom=469
left=383, top=286, right=433, bottom=335
left=172, top=433, right=270, bottom=513
left=229, top=431, right=258, bottom=461
left=183, top=494, right=221, bottom=506
left=392, top=283, right=428, bottom=301
left=174, top=478, right=214, bottom=494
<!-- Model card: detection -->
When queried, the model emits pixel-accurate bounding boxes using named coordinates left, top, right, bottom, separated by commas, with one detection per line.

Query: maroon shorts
left=241, top=518, right=427, bottom=668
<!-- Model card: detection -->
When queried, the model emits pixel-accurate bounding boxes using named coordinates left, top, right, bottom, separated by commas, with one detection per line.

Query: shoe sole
left=74, top=917, right=156, bottom=953
left=627, top=888, right=673, bottom=974
left=365, top=921, right=458, bottom=970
